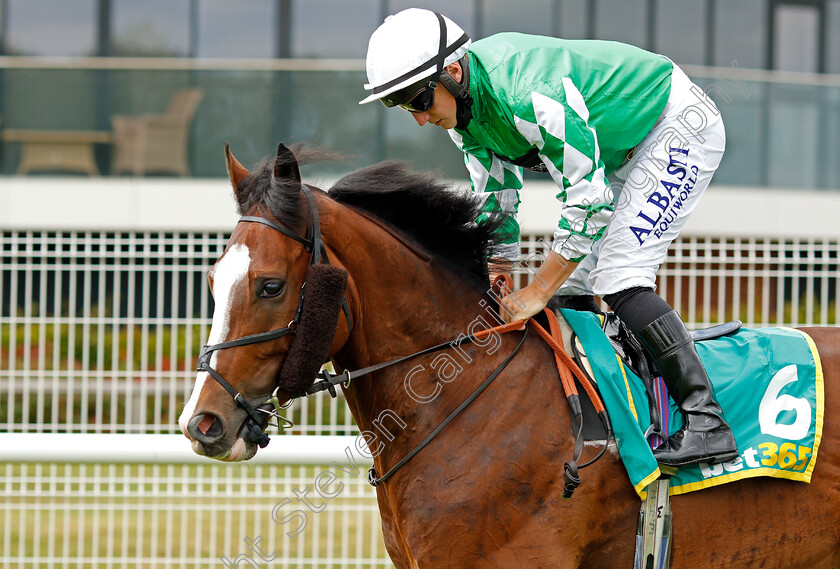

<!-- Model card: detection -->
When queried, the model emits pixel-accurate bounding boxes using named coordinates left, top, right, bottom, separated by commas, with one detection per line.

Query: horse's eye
left=260, top=281, right=284, bottom=298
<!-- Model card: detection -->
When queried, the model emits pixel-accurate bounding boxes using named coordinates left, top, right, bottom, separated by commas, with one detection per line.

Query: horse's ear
left=224, top=142, right=250, bottom=192
left=273, top=143, right=301, bottom=187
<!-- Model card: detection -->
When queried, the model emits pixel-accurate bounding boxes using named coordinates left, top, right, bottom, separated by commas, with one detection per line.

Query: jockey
left=359, top=9, right=737, bottom=468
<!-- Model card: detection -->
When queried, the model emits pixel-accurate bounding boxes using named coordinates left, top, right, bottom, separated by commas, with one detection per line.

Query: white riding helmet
left=359, top=9, right=471, bottom=106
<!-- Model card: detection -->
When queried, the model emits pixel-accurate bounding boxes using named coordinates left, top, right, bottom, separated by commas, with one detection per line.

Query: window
left=5, top=0, right=97, bottom=56
left=482, top=0, right=553, bottom=38
left=653, top=0, right=706, bottom=66
left=773, top=3, right=820, bottom=73
left=290, top=0, right=379, bottom=58
left=112, top=0, right=190, bottom=57
left=593, top=0, right=648, bottom=48
left=767, top=85, right=819, bottom=188
left=706, top=87, right=763, bottom=186
left=388, top=1, right=476, bottom=38
left=196, top=0, right=275, bottom=58
left=829, top=1, right=840, bottom=74
left=713, top=0, right=767, bottom=69
left=555, top=0, right=590, bottom=40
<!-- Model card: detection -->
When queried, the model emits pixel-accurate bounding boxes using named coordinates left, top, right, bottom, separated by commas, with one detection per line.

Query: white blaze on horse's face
left=178, top=244, right=251, bottom=435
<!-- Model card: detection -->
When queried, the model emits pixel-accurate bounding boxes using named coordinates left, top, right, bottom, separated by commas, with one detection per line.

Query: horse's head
left=178, top=143, right=348, bottom=461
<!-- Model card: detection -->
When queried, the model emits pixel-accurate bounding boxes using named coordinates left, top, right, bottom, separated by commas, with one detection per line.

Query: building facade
left=0, top=0, right=838, bottom=187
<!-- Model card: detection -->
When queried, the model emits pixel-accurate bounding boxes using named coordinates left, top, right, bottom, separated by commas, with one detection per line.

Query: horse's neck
left=324, top=207, right=490, bottom=430
left=340, top=241, right=486, bottom=374
left=322, top=207, right=583, bottom=518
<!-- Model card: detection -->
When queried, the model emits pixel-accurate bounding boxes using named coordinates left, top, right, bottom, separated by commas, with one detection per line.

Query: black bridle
left=193, top=181, right=529, bottom=483
left=196, top=185, right=350, bottom=448
left=193, top=186, right=579, bottom=492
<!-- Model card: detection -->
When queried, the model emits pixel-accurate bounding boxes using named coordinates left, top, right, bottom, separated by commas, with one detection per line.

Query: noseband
left=196, top=185, right=350, bottom=448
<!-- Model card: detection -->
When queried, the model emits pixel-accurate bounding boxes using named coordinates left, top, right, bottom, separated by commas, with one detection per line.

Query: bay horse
left=179, top=144, right=840, bottom=568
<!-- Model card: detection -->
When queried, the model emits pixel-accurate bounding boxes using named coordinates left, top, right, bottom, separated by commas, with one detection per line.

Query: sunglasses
left=380, top=79, right=437, bottom=113
left=399, top=84, right=436, bottom=113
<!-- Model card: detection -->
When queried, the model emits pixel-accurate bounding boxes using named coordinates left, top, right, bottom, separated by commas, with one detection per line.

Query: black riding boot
left=548, top=294, right=602, bottom=314
left=637, top=310, right=739, bottom=467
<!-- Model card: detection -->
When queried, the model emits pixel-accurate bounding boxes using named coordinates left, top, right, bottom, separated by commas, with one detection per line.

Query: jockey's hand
left=498, top=252, right=579, bottom=324
left=499, top=285, right=550, bottom=323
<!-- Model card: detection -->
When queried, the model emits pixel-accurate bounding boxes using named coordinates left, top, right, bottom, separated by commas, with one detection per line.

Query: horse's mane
left=328, top=161, right=500, bottom=288
left=233, top=149, right=501, bottom=289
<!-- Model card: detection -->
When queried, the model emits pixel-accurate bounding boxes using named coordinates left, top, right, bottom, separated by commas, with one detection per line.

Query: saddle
left=549, top=305, right=742, bottom=441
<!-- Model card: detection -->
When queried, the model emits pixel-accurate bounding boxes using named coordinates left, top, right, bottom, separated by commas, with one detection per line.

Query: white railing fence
left=0, top=229, right=362, bottom=436
left=3, top=228, right=838, bottom=437
left=0, top=226, right=386, bottom=567
left=1, top=434, right=389, bottom=569
left=521, top=233, right=839, bottom=328
left=3, top=188, right=839, bottom=567
left=0, top=434, right=392, bottom=569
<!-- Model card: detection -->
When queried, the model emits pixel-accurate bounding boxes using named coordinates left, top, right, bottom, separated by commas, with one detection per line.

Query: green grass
left=1, top=462, right=394, bottom=568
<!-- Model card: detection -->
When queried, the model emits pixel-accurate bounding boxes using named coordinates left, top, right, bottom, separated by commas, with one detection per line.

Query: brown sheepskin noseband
left=277, top=263, right=348, bottom=397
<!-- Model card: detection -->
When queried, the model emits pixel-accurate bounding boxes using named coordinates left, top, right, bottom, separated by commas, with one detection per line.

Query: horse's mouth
left=191, top=409, right=270, bottom=462
left=227, top=430, right=258, bottom=462
left=228, top=404, right=275, bottom=461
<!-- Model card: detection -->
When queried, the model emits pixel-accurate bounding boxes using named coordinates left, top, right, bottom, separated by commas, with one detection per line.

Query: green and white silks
left=450, top=33, right=673, bottom=262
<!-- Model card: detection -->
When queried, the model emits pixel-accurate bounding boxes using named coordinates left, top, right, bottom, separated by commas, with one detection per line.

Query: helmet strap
left=427, top=12, right=449, bottom=93
left=440, top=55, right=473, bottom=130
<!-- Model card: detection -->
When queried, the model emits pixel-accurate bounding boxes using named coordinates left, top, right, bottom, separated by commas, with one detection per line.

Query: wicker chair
left=111, top=89, right=203, bottom=176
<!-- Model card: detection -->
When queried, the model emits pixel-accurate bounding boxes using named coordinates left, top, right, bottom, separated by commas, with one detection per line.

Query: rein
left=199, top=186, right=609, bottom=497
left=307, top=303, right=611, bottom=496
left=368, top=323, right=529, bottom=486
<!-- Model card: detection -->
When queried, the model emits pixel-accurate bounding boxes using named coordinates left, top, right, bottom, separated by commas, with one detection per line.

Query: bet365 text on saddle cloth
left=560, top=309, right=824, bottom=498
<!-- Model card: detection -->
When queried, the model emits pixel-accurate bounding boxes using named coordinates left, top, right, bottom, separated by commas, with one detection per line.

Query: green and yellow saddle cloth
left=559, top=309, right=825, bottom=498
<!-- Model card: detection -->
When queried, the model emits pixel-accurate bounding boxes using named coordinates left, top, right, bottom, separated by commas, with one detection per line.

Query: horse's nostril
left=187, top=413, right=225, bottom=443
left=198, top=414, right=220, bottom=436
